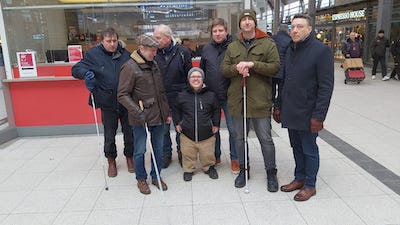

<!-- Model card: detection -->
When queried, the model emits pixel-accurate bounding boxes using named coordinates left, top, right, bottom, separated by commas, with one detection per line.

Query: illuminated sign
left=332, top=10, right=365, bottom=21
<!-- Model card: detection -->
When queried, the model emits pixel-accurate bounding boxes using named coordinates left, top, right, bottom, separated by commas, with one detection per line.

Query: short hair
left=210, top=18, right=228, bottom=32
left=278, top=24, right=289, bottom=33
left=181, top=38, right=190, bottom=44
left=154, top=24, right=173, bottom=38
left=101, top=27, right=118, bottom=40
left=292, top=14, right=312, bottom=26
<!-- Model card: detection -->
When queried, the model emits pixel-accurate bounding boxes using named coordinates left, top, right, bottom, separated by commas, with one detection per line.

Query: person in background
left=182, top=38, right=196, bottom=58
left=200, top=18, right=239, bottom=173
left=342, top=31, right=363, bottom=58
left=389, top=37, right=400, bottom=80
left=173, top=68, right=220, bottom=181
left=154, top=24, right=193, bottom=169
left=72, top=27, right=134, bottom=177
left=221, top=9, right=280, bottom=192
left=371, top=29, right=390, bottom=81
left=274, top=14, right=334, bottom=201
left=271, top=24, right=291, bottom=113
left=118, top=34, right=171, bottom=195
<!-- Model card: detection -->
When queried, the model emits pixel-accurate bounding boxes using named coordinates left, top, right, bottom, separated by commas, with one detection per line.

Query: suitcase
left=344, top=68, right=365, bottom=84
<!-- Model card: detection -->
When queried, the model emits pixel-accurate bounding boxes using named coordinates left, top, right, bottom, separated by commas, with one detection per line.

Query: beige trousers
left=180, top=134, right=216, bottom=173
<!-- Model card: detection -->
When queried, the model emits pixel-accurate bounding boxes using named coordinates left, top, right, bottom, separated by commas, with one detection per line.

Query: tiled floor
left=0, top=63, right=400, bottom=225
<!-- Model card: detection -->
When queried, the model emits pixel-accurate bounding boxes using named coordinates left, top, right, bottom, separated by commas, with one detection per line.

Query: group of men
left=72, top=10, right=335, bottom=201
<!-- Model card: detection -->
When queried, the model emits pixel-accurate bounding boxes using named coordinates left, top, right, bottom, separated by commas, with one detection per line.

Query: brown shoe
left=126, top=157, right=135, bottom=173
left=137, top=179, right=151, bottom=195
left=107, top=158, right=117, bottom=177
left=280, top=180, right=305, bottom=192
left=215, top=158, right=221, bottom=165
left=294, top=187, right=316, bottom=201
left=231, top=160, right=240, bottom=174
left=151, top=179, right=168, bottom=191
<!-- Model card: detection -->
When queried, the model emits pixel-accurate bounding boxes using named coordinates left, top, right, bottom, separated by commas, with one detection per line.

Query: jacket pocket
left=92, top=86, right=114, bottom=108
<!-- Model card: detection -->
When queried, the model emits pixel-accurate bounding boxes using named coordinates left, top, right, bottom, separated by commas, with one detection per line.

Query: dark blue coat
left=72, top=42, right=131, bottom=110
left=280, top=34, right=334, bottom=131
left=271, top=31, right=291, bottom=79
left=200, top=34, right=232, bottom=103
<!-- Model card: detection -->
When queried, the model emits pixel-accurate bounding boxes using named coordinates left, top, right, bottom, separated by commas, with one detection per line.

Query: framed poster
left=16, top=52, right=37, bottom=78
left=68, top=45, right=83, bottom=63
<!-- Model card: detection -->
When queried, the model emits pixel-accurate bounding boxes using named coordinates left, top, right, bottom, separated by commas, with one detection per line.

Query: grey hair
left=154, top=24, right=173, bottom=38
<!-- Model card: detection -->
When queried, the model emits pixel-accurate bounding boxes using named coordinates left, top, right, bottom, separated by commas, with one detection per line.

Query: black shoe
left=183, top=172, right=193, bottom=181
left=205, top=166, right=218, bottom=179
left=234, top=169, right=249, bottom=188
left=267, top=168, right=279, bottom=192
left=162, top=156, right=172, bottom=169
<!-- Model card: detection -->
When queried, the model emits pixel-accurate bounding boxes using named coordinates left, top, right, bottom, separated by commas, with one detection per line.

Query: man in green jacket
left=221, top=9, right=280, bottom=192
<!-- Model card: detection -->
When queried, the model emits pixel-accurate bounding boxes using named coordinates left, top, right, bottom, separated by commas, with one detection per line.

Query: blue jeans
left=163, top=123, right=180, bottom=157
left=288, top=129, right=319, bottom=188
left=215, top=101, right=237, bottom=161
left=133, top=124, right=164, bottom=180
left=232, top=116, right=276, bottom=171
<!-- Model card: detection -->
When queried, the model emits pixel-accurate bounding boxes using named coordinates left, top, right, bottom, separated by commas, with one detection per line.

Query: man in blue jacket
left=274, top=14, right=334, bottom=201
left=72, top=27, right=133, bottom=177
left=154, top=24, right=193, bottom=168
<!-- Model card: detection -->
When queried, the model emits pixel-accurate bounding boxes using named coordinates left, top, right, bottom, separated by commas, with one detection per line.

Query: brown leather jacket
left=118, top=50, right=170, bottom=126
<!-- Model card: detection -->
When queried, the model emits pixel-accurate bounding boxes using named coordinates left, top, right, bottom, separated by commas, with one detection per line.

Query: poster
left=16, top=52, right=37, bottom=78
left=68, top=45, right=83, bottom=63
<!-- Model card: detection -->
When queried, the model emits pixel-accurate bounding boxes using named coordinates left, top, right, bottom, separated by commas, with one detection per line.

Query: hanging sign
left=16, top=52, right=37, bottom=78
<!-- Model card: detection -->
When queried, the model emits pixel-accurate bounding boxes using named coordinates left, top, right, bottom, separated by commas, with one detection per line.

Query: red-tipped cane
left=242, top=77, right=250, bottom=194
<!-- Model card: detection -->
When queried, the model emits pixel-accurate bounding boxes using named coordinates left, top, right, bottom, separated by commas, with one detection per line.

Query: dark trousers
left=288, top=129, right=319, bottom=188
left=101, top=105, right=133, bottom=159
left=372, top=56, right=387, bottom=77
left=390, top=58, right=400, bottom=78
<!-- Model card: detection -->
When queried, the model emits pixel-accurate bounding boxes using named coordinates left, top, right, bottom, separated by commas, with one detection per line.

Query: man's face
left=102, top=34, right=118, bottom=53
left=154, top=31, right=172, bottom=49
left=140, top=46, right=158, bottom=61
left=189, top=71, right=203, bottom=91
left=182, top=40, right=191, bottom=49
left=349, top=32, right=356, bottom=41
left=239, top=16, right=256, bottom=32
left=212, top=24, right=227, bottom=43
left=378, top=33, right=384, bottom=38
left=290, top=18, right=312, bottom=43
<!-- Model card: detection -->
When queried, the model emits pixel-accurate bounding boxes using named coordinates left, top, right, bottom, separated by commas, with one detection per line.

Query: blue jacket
left=280, top=34, right=334, bottom=130
left=200, top=34, right=233, bottom=103
left=72, top=42, right=131, bottom=110
left=271, top=31, right=291, bottom=79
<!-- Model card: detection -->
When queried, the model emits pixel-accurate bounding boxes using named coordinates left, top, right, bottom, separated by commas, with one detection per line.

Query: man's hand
left=84, top=71, right=96, bottom=92
left=310, top=118, right=323, bottom=133
left=138, top=110, right=146, bottom=125
left=176, top=125, right=182, bottom=133
left=166, top=116, right=172, bottom=124
left=236, top=61, right=254, bottom=77
left=273, top=107, right=281, bottom=123
left=212, top=126, right=219, bottom=134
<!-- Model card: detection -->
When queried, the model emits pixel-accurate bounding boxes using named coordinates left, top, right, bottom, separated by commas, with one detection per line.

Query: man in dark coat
left=389, top=37, right=400, bottom=80
left=154, top=24, right=193, bottom=168
left=274, top=14, right=334, bottom=201
left=341, top=31, right=363, bottom=59
left=72, top=27, right=133, bottom=177
left=371, top=29, right=390, bottom=80
left=200, top=18, right=238, bottom=173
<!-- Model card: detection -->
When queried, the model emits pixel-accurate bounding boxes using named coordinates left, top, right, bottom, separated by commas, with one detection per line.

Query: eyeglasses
left=190, top=76, right=203, bottom=80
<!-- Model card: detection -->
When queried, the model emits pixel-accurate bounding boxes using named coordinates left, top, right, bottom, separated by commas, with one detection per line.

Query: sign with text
left=16, top=52, right=37, bottom=78
left=68, top=45, right=83, bottom=63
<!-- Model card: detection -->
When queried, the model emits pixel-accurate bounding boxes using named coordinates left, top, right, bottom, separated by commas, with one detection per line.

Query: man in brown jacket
left=118, top=34, right=172, bottom=195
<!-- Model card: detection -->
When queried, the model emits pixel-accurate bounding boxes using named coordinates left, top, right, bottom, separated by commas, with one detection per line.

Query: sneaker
left=231, top=160, right=240, bottom=174
left=371, top=75, right=376, bottom=80
left=382, top=75, right=390, bottom=81
left=266, top=168, right=279, bottom=192
left=137, top=179, right=151, bottom=195
left=205, top=166, right=218, bottom=179
left=234, top=169, right=250, bottom=188
left=183, top=172, right=193, bottom=181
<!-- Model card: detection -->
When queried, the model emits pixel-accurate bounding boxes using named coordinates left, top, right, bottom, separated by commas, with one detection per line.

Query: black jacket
left=280, top=34, right=334, bottom=131
left=72, top=42, right=131, bottom=110
left=173, top=86, right=220, bottom=142
left=271, top=31, right=291, bottom=79
left=371, top=36, right=389, bottom=58
left=390, top=39, right=400, bottom=58
left=200, top=34, right=233, bottom=103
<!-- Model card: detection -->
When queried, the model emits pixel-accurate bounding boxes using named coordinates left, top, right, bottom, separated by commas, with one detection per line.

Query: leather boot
left=107, top=158, right=117, bottom=177
left=266, top=168, right=278, bottom=192
left=126, top=157, right=135, bottom=173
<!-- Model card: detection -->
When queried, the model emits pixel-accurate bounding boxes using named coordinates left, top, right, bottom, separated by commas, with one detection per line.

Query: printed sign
left=68, top=45, right=83, bottom=63
left=16, top=52, right=37, bottom=78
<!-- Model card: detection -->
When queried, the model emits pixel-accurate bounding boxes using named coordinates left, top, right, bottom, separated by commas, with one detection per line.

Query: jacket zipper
left=194, top=92, right=198, bottom=142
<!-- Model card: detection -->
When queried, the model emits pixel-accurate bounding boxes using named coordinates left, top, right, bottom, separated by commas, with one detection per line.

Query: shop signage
left=67, top=45, right=83, bottom=63
left=332, top=10, right=365, bottom=21
left=16, top=52, right=37, bottom=78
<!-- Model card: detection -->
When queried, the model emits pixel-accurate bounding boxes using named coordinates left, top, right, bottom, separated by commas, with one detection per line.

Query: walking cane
left=242, top=77, right=250, bottom=194
left=91, top=93, right=109, bottom=191
left=138, top=101, right=164, bottom=197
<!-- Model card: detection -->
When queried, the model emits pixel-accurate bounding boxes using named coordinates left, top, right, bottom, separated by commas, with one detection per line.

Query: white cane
left=243, top=78, right=250, bottom=194
left=139, top=100, right=164, bottom=198
left=91, top=93, right=109, bottom=191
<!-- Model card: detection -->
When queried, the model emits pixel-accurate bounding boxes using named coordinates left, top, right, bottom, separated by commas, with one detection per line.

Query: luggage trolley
left=343, top=58, right=365, bottom=84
